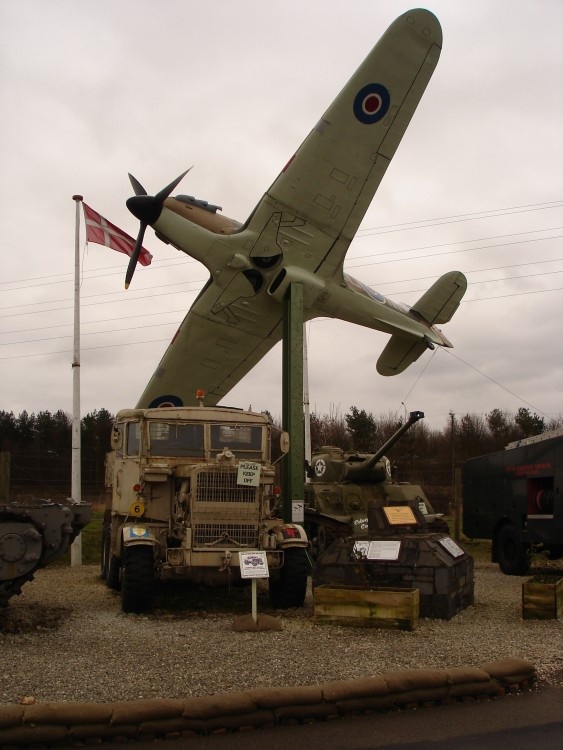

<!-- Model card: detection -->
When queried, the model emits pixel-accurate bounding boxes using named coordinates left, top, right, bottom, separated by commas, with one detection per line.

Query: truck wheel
left=269, top=548, right=310, bottom=609
left=496, top=524, right=530, bottom=575
left=100, top=511, right=112, bottom=580
left=100, top=520, right=121, bottom=591
left=120, top=546, right=155, bottom=613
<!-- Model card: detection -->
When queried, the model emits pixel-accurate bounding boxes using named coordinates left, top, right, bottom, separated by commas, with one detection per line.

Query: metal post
left=282, top=282, right=304, bottom=524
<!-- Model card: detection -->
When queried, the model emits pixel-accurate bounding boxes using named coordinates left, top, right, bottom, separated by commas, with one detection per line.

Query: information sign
left=239, top=551, right=269, bottom=579
left=292, top=501, right=304, bottom=523
left=353, top=540, right=401, bottom=560
left=437, top=537, right=465, bottom=558
left=383, top=505, right=418, bottom=526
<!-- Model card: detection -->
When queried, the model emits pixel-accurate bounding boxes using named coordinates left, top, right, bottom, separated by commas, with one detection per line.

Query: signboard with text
left=239, top=551, right=269, bottom=579
left=237, top=461, right=260, bottom=487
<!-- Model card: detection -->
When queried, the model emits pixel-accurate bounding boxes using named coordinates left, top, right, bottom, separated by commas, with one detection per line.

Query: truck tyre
left=269, top=547, right=309, bottom=609
left=100, top=518, right=110, bottom=580
left=496, top=524, right=530, bottom=575
left=100, top=518, right=121, bottom=591
left=120, top=545, right=155, bottom=613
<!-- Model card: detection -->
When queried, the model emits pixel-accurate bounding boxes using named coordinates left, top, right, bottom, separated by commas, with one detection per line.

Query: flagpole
left=71, top=195, right=83, bottom=566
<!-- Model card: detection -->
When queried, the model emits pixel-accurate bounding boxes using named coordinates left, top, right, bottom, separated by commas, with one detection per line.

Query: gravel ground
left=0, top=562, right=562, bottom=705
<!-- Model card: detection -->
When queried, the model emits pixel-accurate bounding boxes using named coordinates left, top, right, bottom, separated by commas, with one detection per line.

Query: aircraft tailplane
left=376, top=337, right=430, bottom=376
left=376, top=271, right=467, bottom=376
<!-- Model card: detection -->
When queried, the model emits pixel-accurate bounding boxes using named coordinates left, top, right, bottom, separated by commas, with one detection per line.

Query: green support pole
left=282, top=282, right=304, bottom=524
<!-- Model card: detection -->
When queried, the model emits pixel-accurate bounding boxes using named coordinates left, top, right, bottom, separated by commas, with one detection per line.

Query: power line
left=3, top=273, right=562, bottom=348
left=345, top=233, right=562, bottom=269
left=2, top=234, right=561, bottom=318
left=1, top=285, right=561, bottom=361
left=356, top=200, right=563, bottom=236
left=346, top=226, right=562, bottom=266
left=440, top=348, right=551, bottom=419
left=2, top=200, right=561, bottom=289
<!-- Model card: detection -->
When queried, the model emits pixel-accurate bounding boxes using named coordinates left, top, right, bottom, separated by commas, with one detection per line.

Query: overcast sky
left=1, top=0, right=561, bottom=431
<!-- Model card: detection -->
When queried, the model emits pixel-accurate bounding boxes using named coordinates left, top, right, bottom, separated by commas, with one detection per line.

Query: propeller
left=124, top=168, right=191, bottom=289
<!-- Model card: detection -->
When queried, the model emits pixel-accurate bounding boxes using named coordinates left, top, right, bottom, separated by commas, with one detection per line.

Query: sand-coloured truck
left=102, top=403, right=309, bottom=612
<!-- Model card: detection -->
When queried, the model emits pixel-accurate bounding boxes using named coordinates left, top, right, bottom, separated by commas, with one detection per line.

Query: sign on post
left=240, top=551, right=269, bottom=623
left=239, top=551, right=269, bottom=579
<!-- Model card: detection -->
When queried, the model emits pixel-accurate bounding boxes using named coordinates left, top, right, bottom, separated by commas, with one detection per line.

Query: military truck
left=304, top=411, right=448, bottom=558
left=102, top=403, right=309, bottom=613
left=463, top=428, right=563, bottom=574
left=1, top=498, right=91, bottom=606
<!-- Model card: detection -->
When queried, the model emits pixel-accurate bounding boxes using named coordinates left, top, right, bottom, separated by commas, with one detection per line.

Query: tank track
left=0, top=499, right=91, bottom=606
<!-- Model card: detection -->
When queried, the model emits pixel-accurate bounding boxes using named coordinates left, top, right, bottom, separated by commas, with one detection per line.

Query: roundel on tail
left=353, top=83, right=391, bottom=124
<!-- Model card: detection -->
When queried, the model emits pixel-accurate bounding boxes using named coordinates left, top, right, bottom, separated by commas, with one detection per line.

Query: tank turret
left=308, top=411, right=424, bottom=485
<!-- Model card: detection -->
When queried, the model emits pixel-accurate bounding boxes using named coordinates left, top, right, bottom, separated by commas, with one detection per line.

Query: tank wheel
left=496, top=524, right=530, bottom=575
left=120, top=545, right=155, bottom=613
left=269, top=547, right=310, bottom=609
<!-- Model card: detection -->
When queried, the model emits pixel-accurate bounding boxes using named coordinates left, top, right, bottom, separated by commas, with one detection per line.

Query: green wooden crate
left=522, top=576, right=563, bottom=620
left=314, top=584, right=419, bottom=631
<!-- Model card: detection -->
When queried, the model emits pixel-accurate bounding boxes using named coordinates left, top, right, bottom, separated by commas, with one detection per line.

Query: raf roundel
left=148, top=394, right=184, bottom=408
left=353, top=83, right=391, bottom=124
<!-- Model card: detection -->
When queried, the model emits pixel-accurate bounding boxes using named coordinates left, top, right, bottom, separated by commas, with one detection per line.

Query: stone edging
left=0, top=658, right=536, bottom=747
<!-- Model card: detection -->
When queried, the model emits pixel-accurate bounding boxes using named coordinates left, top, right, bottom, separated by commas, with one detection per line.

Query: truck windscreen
left=148, top=422, right=205, bottom=457
left=210, top=424, right=263, bottom=459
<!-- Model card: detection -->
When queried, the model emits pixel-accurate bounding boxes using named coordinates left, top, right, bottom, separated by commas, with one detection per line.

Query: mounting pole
left=282, top=282, right=305, bottom=524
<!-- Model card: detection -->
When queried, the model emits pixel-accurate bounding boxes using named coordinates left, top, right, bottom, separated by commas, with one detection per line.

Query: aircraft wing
left=132, top=9, right=447, bottom=408
left=248, top=8, right=442, bottom=279
left=136, top=281, right=284, bottom=408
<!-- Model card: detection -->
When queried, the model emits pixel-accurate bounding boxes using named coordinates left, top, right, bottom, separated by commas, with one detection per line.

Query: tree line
left=0, top=408, right=113, bottom=502
left=0, top=406, right=560, bottom=503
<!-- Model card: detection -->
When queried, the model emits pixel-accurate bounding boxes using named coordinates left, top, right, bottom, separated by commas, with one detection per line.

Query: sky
left=1, top=0, right=562, bottom=432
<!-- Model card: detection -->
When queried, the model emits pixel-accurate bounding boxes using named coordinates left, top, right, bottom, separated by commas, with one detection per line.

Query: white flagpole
left=71, top=195, right=83, bottom=566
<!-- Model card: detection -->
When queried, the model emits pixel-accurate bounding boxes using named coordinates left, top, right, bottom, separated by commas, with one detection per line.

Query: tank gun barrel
left=365, top=410, right=424, bottom=469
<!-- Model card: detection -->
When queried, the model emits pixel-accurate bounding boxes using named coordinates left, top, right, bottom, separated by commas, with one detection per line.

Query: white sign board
left=237, top=461, right=260, bottom=487
left=292, top=501, right=304, bottom=523
left=239, top=551, right=269, bottom=579
left=353, top=540, right=402, bottom=561
left=437, top=537, right=465, bottom=558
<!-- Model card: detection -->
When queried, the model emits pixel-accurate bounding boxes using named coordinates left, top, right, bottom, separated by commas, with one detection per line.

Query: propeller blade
left=125, top=167, right=192, bottom=288
left=125, top=223, right=147, bottom=290
left=128, top=173, right=147, bottom=196
left=155, top=167, right=192, bottom=202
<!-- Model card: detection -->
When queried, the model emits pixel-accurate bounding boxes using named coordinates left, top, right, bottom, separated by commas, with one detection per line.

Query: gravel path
left=0, top=562, right=561, bottom=705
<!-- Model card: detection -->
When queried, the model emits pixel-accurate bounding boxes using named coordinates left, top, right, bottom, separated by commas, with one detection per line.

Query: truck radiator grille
left=193, top=523, right=259, bottom=548
left=194, top=469, right=257, bottom=504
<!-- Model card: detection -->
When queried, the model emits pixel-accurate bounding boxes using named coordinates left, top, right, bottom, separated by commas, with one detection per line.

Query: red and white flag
left=82, top=203, right=152, bottom=266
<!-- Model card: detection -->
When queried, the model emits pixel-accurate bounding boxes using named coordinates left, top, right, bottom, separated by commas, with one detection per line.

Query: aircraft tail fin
left=410, top=271, right=467, bottom=325
left=376, top=271, right=467, bottom=376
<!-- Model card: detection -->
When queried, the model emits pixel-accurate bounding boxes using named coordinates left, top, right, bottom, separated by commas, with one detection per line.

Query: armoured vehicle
left=304, top=411, right=448, bottom=557
left=102, top=403, right=309, bottom=613
left=0, top=498, right=91, bottom=606
left=463, top=428, right=563, bottom=574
